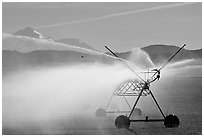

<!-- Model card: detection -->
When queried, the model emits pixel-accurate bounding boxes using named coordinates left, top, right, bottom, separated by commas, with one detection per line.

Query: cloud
left=36, top=2, right=196, bottom=29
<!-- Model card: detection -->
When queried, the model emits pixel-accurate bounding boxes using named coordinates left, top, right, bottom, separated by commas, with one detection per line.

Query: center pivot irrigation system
left=95, top=44, right=186, bottom=129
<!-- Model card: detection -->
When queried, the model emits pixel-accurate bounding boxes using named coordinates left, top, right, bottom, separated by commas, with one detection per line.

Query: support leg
left=123, top=96, right=131, bottom=110
left=128, top=89, right=143, bottom=118
left=149, top=90, right=165, bottom=118
left=105, top=93, right=114, bottom=110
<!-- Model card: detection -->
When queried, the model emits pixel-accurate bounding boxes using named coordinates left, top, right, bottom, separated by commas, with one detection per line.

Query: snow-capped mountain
left=14, top=27, right=53, bottom=41
left=12, top=27, right=96, bottom=50
left=2, top=32, right=98, bottom=54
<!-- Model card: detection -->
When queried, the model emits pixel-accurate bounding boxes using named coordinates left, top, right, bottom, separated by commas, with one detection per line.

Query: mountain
left=108, top=48, right=155, bottom=68
left=56, top=38, right=96, bottom=51
left=105, top=44, right=202, bottom=68
left=14, top=27, right=53, bottom=41
left=2, top=34, right=115, bottom=75
left=141, top=44, right=202, bottom=66
left=13, top=27, right=95, bottom=51
left=2, top=30, right=202, bottom=76
left=2, top=33, right=98, bottom=53
left=2, top=50, right=114, bottom=76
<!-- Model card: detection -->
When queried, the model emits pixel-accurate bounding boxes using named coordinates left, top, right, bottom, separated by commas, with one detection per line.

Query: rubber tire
left=164, top=114, right=180, bottom=128
left=115, top=115, right=130, bottom=129
left=95, top=108, right=106, bottom=117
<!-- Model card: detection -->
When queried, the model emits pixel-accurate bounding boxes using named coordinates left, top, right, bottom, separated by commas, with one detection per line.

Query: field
left=2, top=65, right=202, bottom=135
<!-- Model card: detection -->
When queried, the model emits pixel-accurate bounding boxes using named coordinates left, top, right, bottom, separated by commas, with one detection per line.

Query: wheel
left=115, top=115, right=130, bottom=129
left=132, top=108, right=142, bottom=116
left=95, top=108, right=106, bottom=117
left=164, top=114, right=180, bottom=128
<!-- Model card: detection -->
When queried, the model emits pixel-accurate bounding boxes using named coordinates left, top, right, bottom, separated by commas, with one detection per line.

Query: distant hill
left=13, top=27, right=95, bottom=51
left=107, top=49, right=154, bottom=68
left=2, top=29, right=202, bottom=76
left=2, top=33, right=98, bottom=53
left=105, top=44, right=202, bottom=68
left=56, top=38, right=96, bottom=51
left=14, top=27, right=53, bottom=41
left=141, top=44, right=202, bottom=66
left=2, top=50, right=114, bottom=75
left=2, top=34, right=114, bottom=75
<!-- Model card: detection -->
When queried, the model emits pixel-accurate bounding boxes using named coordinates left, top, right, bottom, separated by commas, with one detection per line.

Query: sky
left=2, top=2, right=202, bottom=51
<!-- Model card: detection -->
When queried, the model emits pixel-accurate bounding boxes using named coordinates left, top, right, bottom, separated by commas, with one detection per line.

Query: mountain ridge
left=12, top=27, right=95, bottom=51
left=55, top=38, right=96, bottom=51
left=14, top=27, right=53, bottom=41
left=2, top=27, right=202, bottom=76
left=141, top=44, right=201, bottom=65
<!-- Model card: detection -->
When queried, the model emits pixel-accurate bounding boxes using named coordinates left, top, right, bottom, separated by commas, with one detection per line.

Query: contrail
left=36, top=2, right=195, bottom=29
